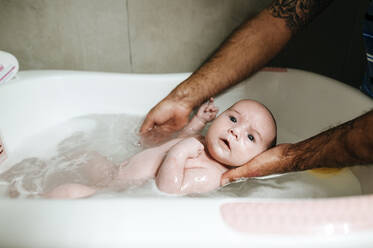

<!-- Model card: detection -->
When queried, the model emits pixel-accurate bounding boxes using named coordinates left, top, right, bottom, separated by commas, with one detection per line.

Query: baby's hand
left=196, top=98, right=219, bottom=123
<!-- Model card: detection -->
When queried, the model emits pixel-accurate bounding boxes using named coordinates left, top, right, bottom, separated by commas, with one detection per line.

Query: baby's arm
left=155, top=137, right=221, bottom=194
left=44, top=139, right=184, bottom=199
left=178, top=98, right=218, bottom=137
left=111, top=138, right=183, bottom=186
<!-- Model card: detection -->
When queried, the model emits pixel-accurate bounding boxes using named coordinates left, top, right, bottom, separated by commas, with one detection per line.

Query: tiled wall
left=0, top=0, right=369, bottom=88
left=0, top=0, right=131, bottom=72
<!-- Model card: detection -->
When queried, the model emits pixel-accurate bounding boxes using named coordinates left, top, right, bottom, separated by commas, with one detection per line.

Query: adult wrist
left=283, top=142, right=315, bottom=172
left=167, top=79, right=201, bottom=111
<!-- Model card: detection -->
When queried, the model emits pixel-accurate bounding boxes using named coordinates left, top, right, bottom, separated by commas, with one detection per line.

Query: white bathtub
left=0, top=69, right=372, bottom=248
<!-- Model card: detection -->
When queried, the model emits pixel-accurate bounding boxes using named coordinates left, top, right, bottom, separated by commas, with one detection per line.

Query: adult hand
left=221, top=143, right=295, bottom=185
left=139, top=98, right=193, bottom=146
left=221, top=109, right=373, bottom=186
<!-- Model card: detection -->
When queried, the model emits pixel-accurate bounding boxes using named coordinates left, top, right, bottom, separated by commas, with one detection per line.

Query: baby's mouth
left=220, top=138, right=230, bottom=150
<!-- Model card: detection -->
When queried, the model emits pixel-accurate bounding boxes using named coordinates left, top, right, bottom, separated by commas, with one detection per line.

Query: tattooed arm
left=221, top=110, right=373, bottom=184
left=269, top=0, right=333, bottom=34
left=140, top=0, right=334, bottom=135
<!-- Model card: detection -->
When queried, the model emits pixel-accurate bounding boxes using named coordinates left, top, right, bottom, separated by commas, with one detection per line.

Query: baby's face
left=205, top=100, right=276, bottom=167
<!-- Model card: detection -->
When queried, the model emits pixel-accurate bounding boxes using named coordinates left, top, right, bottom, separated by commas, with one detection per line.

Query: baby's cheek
left=233, top=145, right=262, bottom=165
left=235, top=153, right=255, bottom=165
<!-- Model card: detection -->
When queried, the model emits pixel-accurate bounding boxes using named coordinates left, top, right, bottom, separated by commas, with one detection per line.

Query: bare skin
left=139, top=8, right=290, bottom=142
left=137, top=0, right=373, bottom=180
left=221, top=110, right=373, bottom=185
left=44, top=99, right=276, bottom=198
left=140, top=0, right=333, bottom=137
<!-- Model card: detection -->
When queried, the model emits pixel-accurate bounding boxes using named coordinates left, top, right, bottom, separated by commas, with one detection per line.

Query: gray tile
left=128, top=0, right=271, bottom=73
left=0, top=0, right=131, bottom=72
left=3, top=0, right=363, bottom=84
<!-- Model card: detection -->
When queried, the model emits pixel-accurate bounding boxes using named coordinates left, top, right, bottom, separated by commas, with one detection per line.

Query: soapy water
left=0, top=114, right=144, bottom=198
left=0, top=114, right=362, bottom=199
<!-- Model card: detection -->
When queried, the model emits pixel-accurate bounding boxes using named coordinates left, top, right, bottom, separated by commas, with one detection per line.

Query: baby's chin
left=206, top=140, right=252, bottom=167
left=221, top=160, right=248, bottom=168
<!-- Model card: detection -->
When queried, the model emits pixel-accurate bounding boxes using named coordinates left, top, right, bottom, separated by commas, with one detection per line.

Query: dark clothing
left=361, top=1, right=373, bottom=98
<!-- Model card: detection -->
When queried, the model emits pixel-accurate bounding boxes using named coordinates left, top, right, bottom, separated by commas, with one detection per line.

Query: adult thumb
left=139, top=114, right=155, bottom=134
left=220, top=164, right=262, bottom=186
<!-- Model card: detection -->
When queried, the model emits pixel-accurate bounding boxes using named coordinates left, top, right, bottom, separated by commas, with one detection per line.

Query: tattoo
left=267, top=0, right=334, bottom=33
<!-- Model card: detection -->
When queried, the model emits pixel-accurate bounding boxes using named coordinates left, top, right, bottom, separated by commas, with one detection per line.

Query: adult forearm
left=166, top=0, right=334, bottom=109
left=168, top=9, right=292, bottom=108
left=285, top=110, right=373, bottom=172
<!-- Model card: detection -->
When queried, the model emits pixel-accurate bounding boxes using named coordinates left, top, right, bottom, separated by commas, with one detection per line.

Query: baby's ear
left=269, top=136, right=277, bottom=148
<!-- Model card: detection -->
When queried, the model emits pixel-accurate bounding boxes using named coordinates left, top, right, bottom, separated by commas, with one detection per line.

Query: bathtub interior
left=0, top=69, right=373, bottom=247
left=1, top=69, right=371, bottom=149
left=0, top=69, right=372, bottom=197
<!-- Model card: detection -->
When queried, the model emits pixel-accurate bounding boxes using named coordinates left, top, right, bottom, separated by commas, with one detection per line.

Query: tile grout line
left=125, top=0, right=134, bottom=73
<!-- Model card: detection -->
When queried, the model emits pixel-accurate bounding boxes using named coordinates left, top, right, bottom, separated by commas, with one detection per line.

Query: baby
left=45, top=99, right=277, bottom=198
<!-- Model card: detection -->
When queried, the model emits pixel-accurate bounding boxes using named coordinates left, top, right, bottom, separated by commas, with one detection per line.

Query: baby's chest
left=184, top=151, right=219, bottom=170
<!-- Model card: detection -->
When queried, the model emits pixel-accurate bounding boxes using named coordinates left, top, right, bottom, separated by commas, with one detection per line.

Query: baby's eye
left=248, top=134, right=254, bottom=141
left=229, top=116, right=237, bottom=123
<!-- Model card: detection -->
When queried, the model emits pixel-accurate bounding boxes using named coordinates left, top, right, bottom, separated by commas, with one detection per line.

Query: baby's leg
left=79, top=151, right=118, bottom=186
left=44, top=152, right=118, bottom=199
left=43, top=183, right=96, bottom=199
left=44, top=151, right=118, bottom=192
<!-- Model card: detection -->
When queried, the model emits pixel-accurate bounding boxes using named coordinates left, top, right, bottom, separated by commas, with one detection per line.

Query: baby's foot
left=44, top=183, right=96, bottom=199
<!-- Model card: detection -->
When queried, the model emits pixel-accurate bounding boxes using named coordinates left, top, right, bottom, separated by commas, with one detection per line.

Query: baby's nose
left=229, top=128, right=239, bottom=139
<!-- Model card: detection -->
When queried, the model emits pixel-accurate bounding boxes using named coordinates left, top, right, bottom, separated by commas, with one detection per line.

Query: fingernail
left=221, top=178, right=230, bottom=186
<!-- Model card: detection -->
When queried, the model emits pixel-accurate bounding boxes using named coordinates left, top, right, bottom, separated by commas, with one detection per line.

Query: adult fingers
left=221, top=163, right=267, bottom=186
left=139, top=112, right=156, bottom=134
left=139, top=126, right=174, bottom=147
left=220, top=144, right=293, bottom=186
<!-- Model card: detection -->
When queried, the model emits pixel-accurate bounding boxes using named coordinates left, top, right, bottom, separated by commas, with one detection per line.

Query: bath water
left=0, top=114, right=143, bottom=197
left=0, top=114, right=362, bottom=198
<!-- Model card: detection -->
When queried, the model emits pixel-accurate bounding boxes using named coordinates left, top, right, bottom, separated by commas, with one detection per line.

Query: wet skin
left=45, top=99, right=276, bottom=198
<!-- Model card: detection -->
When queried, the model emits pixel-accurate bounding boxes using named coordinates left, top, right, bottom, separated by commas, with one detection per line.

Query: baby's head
left=205, top=99, right=276, bottom=167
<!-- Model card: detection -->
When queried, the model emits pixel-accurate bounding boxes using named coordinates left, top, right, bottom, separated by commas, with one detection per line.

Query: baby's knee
left=44, top=183, right=96, bottom=199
